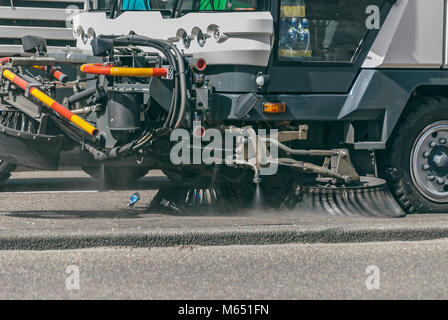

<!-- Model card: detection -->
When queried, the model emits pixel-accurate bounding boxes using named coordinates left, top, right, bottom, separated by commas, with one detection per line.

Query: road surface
left=0, top=240, right=447, bottom=299
left=0, top=171, right=447, bottom=300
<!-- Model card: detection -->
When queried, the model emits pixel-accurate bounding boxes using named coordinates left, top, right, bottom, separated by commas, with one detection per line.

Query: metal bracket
left=195, top=87, right=210, bottom=111
left=24, top=82, right=42, bottom=97
left=0, top=65, right=7, bottom=80
left=162, top=65, right=174, bottom=80
left=9, top=57, right=55, bottom=67
left=278, top=125, right=309, bottom=143
left=24, top=83, right=31, bottom=97
left=331, top=150, right=360, bottom=183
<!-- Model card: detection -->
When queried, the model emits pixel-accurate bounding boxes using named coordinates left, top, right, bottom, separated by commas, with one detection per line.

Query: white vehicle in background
left=0, top=0, right=82, bottom=56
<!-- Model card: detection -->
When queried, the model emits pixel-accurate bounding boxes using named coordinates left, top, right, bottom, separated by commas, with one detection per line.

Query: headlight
left=182, top=33, right=192, bottom=49
left=74, top=25, right=84, bottom=37
left=87, top=27, right=96, bottom=40
left=197, top=30, right=207, bottom=47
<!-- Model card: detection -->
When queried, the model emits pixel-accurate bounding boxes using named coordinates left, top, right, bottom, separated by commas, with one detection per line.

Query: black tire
left=385, top=96, right=448, bottom=213
left=82, top=166, right=149, bottom=187
left=0, top=160, right=15, bottom=186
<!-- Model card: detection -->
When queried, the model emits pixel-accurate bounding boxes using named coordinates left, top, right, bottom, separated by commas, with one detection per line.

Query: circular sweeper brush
left=149, top=177, right=405, bottom=217
left=281, top=177, right=406, bottom=218
left=148, top=183, right=250, bottom=214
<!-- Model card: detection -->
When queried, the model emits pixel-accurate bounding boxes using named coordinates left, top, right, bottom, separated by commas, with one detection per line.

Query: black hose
left=170, top=44, right=187, bottom=129
left=119, top=37, right=179, bottom=129
left=67, top=87, right=96, bottom=105
left=82, top=34, right=188, bottom=160
left=168, top=76, right=179, bottom=128
left=111, top=35, right=187, bottom=130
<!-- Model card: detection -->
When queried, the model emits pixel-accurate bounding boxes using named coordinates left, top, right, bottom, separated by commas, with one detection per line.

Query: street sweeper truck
left=0, top=0, right=447, bottom=216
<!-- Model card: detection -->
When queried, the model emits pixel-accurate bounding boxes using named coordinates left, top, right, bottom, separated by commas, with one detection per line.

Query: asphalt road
left=0, top=240, right=447, bottom=299
left=1, top=171, right=448, bottom=250
left=1, top=171, right=448, bottom=299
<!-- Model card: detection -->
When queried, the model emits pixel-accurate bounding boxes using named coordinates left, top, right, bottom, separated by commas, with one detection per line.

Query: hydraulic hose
left=170, top=43, right=187, bottom=129
left=104, top=36, right=178, bottom=129
left=73, top=34, right=187, bottom=159
left=114, top=36, right=180, bottom=129
left=166, top=76, right=179, bottom=129
left=67, top=87, right=97, bottom=105
left=110, top=35, right=187, bottom=130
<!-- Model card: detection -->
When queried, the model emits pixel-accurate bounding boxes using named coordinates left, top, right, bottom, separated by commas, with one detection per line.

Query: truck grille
left=0, top=0, right=84, bottom=55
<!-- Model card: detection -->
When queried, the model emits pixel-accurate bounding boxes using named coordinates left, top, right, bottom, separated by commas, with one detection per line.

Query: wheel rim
left=411, top=120, right=448, bottom=203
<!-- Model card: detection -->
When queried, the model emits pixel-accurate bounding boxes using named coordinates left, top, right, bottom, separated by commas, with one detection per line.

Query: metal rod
left=275, top=158, right=352, bottom=183
left=0, top=60, right=98, bottom=137
left=262, top=138, right=338, bottom=157
left=232, top=159, right=261, bottom=184
left=80, top=64, right=168, bottom=77
left=32, top=65, right=68, bottom=83
left=67, top=87, right=96, bottom=105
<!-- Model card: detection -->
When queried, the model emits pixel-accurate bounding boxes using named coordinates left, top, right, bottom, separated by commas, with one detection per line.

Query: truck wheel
left=82, top=166, right=149, bottom=187
left=386, top=97, right=448, bottom=213
left=0, top=160, right=15, bottom=186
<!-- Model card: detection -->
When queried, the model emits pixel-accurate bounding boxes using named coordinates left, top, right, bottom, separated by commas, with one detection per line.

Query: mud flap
left=0, top=125, right=63, bottom=170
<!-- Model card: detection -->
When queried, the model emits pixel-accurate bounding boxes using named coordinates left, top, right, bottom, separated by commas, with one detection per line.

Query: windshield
left=87, top=0, right=269, bottom=13
left=179, top=0, right=267, bottom=11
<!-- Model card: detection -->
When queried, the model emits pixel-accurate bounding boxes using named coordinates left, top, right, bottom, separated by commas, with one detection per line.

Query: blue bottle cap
left=128, top=192, right=141, bottom=208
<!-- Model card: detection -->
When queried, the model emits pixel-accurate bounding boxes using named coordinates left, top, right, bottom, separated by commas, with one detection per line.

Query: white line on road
left=0, top=190, right=102, bottom=195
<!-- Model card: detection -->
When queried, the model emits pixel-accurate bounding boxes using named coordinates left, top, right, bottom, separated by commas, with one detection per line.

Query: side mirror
left=22, top=35, right=47, bottom=54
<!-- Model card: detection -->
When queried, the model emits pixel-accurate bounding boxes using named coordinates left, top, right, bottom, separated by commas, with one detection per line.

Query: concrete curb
left=1, top=224, right=448, bottom=250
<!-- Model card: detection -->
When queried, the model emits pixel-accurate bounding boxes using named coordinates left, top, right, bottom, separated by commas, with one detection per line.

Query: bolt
left=440, top=138, right=447, bottom=144
left=430, top=141, right=437, bottom=148
left=428, top=175, right=436, bottom=181
left=339, top=150, right=349, bottom=157
left=385, top=167, right=398, bottom=181
left=423, top=164, right=430, bottom=170
left=423, top=151, right=430, bottom=158
left=344, top=176, right=353, bottom=184
left=434, top=153, right=448, bottom=168
left=436, top=177, right=445, bottom=185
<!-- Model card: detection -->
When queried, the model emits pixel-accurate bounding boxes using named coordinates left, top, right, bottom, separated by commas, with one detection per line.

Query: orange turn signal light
left=263, top=102, right=286, bottom=114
